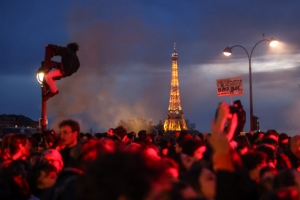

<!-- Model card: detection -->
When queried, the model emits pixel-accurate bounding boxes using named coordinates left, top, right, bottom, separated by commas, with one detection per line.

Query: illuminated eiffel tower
left=164, top=43, right=188, bottom=131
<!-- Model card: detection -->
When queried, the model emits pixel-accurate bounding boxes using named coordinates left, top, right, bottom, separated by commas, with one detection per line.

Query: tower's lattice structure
left=164, top=43, right=188, bottom=131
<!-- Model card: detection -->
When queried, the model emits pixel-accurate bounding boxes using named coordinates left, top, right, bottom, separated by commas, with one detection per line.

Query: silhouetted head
left=67, top=42, right=79, bottom=52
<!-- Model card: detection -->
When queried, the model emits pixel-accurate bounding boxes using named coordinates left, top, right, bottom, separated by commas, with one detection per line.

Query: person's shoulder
left=0, top=159, right=12, bottom=170
left=60, top=147, right=69, bottom=155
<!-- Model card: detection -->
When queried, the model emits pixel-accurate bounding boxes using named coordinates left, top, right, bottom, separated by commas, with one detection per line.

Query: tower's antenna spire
left=174, top=42, right=176, bottom=52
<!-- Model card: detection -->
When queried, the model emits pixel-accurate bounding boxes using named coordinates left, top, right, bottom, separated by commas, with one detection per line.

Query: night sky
left=1, top=1, right=300, bottom=135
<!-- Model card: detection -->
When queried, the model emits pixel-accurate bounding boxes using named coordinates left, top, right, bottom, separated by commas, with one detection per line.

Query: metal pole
left=41, top=84, right=47, bottom=131
left=248, top=39, right=268, bottom=131
left=249, top=57, right=253, bottom=131
left=40, top=45, right=51, bottom=132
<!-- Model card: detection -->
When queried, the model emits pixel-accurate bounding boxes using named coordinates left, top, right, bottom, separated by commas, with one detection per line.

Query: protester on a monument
left=43, top=42, right=80, bottom=101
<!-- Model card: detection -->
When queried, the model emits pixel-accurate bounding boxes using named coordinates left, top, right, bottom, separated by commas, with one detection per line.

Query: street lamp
left=36, top=65, right=47, bottom=132
left=36, top=71, right=44, bottom=84
left=223, top=37, right=278, bottom=131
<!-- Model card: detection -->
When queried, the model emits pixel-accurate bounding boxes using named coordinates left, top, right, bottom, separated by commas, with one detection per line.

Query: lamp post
left=223, top=37, right=278, bottom=131
left=36, top=69, right=47, bottom=131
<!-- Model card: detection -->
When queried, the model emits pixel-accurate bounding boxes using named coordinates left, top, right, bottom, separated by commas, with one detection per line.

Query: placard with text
left=216, top=77, right=244, bottom=97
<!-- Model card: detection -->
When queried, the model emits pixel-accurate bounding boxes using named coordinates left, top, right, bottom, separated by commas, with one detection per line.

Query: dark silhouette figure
left=42, top=42, right=80, bottom=101
left=233, top=99, right=246, bottom=138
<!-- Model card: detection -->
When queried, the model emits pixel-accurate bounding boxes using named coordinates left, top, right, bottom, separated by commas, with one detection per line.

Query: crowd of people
left=0, top=102, right=300, bottom=200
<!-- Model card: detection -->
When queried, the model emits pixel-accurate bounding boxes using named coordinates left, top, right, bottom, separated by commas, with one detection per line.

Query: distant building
left=0, top=114, right=39, bottom=136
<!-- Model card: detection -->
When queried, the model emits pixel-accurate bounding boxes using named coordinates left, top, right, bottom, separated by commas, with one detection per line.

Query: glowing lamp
left=36, top=71, right=44, bottom=84
left=269, top=38, right=278, bottom=47
left=223, top=47, right=232, bottom=56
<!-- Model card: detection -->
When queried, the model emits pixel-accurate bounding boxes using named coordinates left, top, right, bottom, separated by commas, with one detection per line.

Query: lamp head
left=36, top=66, right=44, bottom=85
left=223, top=47, right=232, bottom=56
left=269, top=38, right=278, bottom=47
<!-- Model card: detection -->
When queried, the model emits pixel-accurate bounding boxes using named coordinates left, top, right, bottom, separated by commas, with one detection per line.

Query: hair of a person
left=127, top=132, right=135, bottom=141
left=241, top=150, right=267, bottom=171
left=77, top=151, right=166, bottom=200
left=84, top=133, right=92, bottom=139
left=28, top=137, right=38, bottom=150
left=195, top=132, right=205, bottom=141
left=179, top=130, right=191, bottom=137
left=252, top=131, right=265, bottom=143
left=138, top=135, right=153, bottom=145
left=67, top=42, right=79, bottom=52
left=159, top=138, right=171, bottom=150
left=79, top=132, right=85, bottom=139
left=29, top=151, right=42, bottom=166
left=176, top=133, right=193, bottom=147
left=181, top=139, right=205, bottom=157
left=153, top=135, right=162, bottom=145
left=71, top=138, right=121, bottom=171
left=161, top=157, right=179, bottom=171
left=181, top=162, right=206, bottom=195
left=260, top=138, right=279, bottom=147
left=59, top=119, right=80, bottom=133
left=273, top=169, right=297, bottom=190
left=167, top=180, right=195, bottom=200
left=44, top=133, right=56, bottom=147
left=236, top=135, right=251, bottom=149
left=138, top=130, right=147, bottom=138
left=8, top=133, right=28, bottom=156
left=233, top=99, right=243, bottom=109
left=255, top=144, right=276, bottom=163
left=94, top=133, right=105, bottom=139
left=31, top=133, right=42, bottom=143
left=125, top=142, right=142, bottom=153
left=264, top=130, right=279, bottom=139
left=1, top=133, right=14, bottom=149
left=279, top=133, right=289, bottom=141
left=290, top=135, right=300, bottom=148
left=259, top=166, right=278, bottom=179
left=266, top=187, right=300, bottom=200
left=40, top=149, right=64, bottom=171
left=51, top=137, right=64, bottom=150
left=0, top=159, right=31, bottom=199
left=114, top=125, right=127, bottom=139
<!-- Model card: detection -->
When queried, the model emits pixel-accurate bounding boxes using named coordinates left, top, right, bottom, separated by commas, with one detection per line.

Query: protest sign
left=216, top=77, right=244, bottom=97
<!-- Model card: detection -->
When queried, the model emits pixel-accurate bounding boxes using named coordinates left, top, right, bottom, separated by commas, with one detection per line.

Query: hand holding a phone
left=209, top=102, right=238, bottom=154
left=208, top=102, right=237, bottom=172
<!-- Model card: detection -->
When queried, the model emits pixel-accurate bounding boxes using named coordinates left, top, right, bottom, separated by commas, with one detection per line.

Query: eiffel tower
left=164, top=43, right=188, bottom=131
